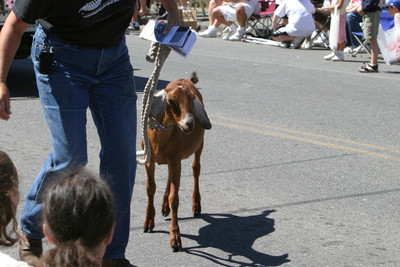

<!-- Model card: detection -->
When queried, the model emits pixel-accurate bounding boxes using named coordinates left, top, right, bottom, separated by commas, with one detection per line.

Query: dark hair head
left=40, top=170, right=114, bottom=266
left=0, top=150, right=19, bottom=246
left=38, top=241, right=101, bottom=267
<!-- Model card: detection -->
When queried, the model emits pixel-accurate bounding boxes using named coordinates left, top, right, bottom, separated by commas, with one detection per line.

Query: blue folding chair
left=352, top=9, right=394, bottom=57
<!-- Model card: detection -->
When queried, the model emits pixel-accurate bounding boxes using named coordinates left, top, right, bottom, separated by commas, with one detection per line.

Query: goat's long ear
left=193, top=98, right=212, bottom=130
left=150, top=90, right=167, bottom=121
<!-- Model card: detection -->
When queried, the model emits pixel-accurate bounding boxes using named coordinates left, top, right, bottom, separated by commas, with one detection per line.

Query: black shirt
left=13, top=0, right=136, bottom=48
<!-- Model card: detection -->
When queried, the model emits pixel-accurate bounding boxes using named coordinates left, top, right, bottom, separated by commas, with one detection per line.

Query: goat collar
left=149, top=117, right=173, bottom=131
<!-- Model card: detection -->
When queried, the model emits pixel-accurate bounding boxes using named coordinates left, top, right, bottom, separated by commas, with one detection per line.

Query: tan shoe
left=18, top=229, right=43, bottom=266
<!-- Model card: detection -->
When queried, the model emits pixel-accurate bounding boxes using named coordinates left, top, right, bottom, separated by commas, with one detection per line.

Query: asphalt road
left=1, top=33, right=400, bottom=266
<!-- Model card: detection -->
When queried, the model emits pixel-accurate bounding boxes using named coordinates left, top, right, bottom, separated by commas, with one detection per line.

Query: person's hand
left=357, top=5, right=364, bottom=15
left=163, top=11, right=179, bottom=34
left=0, top=83, right=11, bottom=120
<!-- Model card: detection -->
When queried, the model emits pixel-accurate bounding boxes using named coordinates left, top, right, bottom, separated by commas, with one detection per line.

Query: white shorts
left=218, top=1, right=258, bottom=23
left=279, top=25, right=315, bottom=37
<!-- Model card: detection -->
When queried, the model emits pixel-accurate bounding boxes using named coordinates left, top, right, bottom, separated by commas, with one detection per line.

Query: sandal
left=359, top=63, right=379, bottom=73
left=138, top=9, right=149, bottom=17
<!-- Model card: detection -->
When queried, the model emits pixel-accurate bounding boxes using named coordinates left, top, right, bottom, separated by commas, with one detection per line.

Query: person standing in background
left=0, top=0, right=179, bottom=266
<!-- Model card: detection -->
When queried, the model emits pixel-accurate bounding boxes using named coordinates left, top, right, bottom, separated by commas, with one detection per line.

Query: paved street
left=1, top=33, right=400, bottom=266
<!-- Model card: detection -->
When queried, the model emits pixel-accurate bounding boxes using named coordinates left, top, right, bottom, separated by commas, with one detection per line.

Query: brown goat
left=142, top=72, right=211, bottom=252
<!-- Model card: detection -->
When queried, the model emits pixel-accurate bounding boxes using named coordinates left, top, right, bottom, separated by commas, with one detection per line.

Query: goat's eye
left=168, top=100, right=181, bottom=116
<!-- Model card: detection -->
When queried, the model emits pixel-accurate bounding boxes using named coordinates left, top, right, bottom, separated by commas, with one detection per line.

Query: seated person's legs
left=271, top=29, right=294, bottom=42
left=347, top=12, right=363, bottom=48
left=199, top=0, right=228, bottom=37
left=209, top=0, right=224, bottom=26
left=215, top=4, right=236, bottom=26
left=228, top=4, right=246, bottom=41
left=216, top=2, right=256, bottom=41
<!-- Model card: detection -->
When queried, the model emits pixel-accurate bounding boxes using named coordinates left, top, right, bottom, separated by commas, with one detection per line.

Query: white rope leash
left=136, top=42, right=171, bottom=165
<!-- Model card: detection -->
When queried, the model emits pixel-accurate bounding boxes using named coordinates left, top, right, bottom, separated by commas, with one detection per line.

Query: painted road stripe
left=211, top=116, right=400, bottom=162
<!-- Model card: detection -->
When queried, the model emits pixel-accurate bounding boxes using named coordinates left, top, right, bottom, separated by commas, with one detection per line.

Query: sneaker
left=223, top=24, right=238, bottom=40
left=228, top=29, right=245, bottom=41
left=199, top=27, right=217, bottom=38
left=127, top=22, right=140, bottom=32
left=332, top=51, right=344, bottom=61
left=102, top=258, right=133, bottom=267
left=18, top=230, right=43, bottom=266
left=278, top=42, right=289, bottom=48
left=303, top=40, right=312, bottom=49
left=331, top=55, right=344, bottom=61
left=323, top=52, right=335, bottom=60
left=291, top=36, right=305, bottom=49
left=344, top=46, right=353, bottom=54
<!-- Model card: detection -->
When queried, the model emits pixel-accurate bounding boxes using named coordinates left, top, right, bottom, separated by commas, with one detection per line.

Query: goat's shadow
left=134, top=75, right=169, bottom=93
left=134, top=71, right=204, bottom=93
left=180, top=210, right=290, bottom=266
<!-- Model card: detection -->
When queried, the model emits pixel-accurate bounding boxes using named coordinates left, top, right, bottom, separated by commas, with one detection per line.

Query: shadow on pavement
left=134, top=74, right=169, bottom=93
left=6, top=63, right=171, bottom=97
left=8, top=58, right=38, bottom=98
left=181, top=210, right=290, bottom=266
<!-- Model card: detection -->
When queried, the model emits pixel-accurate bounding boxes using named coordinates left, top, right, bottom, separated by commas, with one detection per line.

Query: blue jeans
left=20, top=25, right=137, bottom=259
left=346, top=12, right=363, bottom=48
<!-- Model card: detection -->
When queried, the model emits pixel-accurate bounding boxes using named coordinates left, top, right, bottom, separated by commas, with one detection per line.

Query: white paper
left=140, top=20, right=197, bottom=58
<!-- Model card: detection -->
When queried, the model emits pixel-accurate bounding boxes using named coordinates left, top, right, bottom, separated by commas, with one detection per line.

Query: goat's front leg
left=192, top=141, right=203, bottom=217
left=167, top=158, right=182, bottom=252
left=144, top=161, right=156, bottom=233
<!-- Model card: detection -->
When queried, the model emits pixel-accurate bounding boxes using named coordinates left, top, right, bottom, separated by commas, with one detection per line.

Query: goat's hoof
left=162, top=209, right=170, bottom=217
left=144, top=226, right=153, bottom=233
left=144, top=223, right=154, bottom=233
left=192, top=204, right=201, bottom=217
left=171, top=242, right=182, bottom=252
left=193, top=210, right=201, bottom=217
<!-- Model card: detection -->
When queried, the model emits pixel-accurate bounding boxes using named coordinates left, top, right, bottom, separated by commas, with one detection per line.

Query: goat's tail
left=190, top=71, right=199, bottom=84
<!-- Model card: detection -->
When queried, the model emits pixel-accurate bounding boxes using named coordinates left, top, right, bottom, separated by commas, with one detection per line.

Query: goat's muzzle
left=179, top=114, right=194, bottom=134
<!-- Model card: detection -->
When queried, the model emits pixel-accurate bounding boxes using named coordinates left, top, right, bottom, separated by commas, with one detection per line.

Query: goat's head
left=150, top=81, right=211, bottom=134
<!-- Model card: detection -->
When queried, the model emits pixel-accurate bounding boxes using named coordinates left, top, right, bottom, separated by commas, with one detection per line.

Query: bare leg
left=236, top=4, right=247, bottom=27
left=132, top=2, right=139, bottom=23
left=213, top=7, right=233, bottom=27
left=138, top=0, right=149, bottom=16
left=369, top=38, right=379, bottom=66
left=208, top=0, right=223, bottom=27
left=180, top=0, right=187, bottom=8
left=272, top=35, right=295, bottom=42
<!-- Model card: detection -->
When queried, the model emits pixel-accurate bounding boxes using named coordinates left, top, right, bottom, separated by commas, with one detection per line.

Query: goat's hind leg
left=161, top=175, right=171, bottom=217
left=144, top=161, right=156, bottom=233
left=192, top=141, right=203, bottom=217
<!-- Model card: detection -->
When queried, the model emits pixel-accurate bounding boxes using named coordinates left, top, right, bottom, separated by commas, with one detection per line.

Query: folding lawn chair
left=245, top=0, right=276, bottom=38
left=311, top=1, right=331, bottom=48
left=352, top=9, right=394, bottom=57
